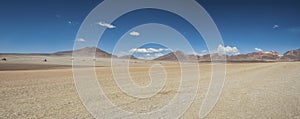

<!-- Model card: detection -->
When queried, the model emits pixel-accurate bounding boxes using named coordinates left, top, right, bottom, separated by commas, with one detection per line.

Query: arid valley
left=0, top=55, right=299, bottom=119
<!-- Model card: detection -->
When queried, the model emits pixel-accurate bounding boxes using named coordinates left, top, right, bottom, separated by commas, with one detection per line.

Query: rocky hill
left=154, top=51, right=198, bottom=61
left=281, top=49, right=300, bottom=61
left=228, top=51, right=281, bottom=62
left=155, top=50, right=292, bottom=62
left=53, top=47, right=116, bottom=58
left=119, top=55, right=138, bottom=59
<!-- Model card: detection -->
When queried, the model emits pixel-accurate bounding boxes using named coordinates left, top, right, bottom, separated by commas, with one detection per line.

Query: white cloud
left=77, top=38, right=86, bottom=42
left=217, top=45, right=240, bottom=55
left=201, top=50, right=208, bottom=53
left=148, top=48, right=166, bottom=52
left=255, top=48, right=263, bottom=52
left=98, top=22, right=116, bottom=29
left=137, top=56, right=147, bottom=60
left=128, top=48, right=170, bottom=59
left=154, top=53, right=164, bottom=58
left=188, top=51, right=199, bottom=55
left=129, top=48, right=170, bottom=53
left=191, top=50, right=208, bottom=56
left=129, top=31, right=140, bottom=36
left=138, top=53, right=165, bottom=60
left=273, top=25, right=280, bottom=29
left=129, top=48, right=148, bottom=53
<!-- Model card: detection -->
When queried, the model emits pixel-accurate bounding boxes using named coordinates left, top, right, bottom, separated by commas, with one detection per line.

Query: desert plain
left=0, top=55, right=299, bottom=119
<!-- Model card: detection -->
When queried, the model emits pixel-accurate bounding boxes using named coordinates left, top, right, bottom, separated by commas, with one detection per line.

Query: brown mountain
left=156, top=50, right=283, bottom=62
left=154, top=51, right=198, bottom=61
left=228, top=51, right=281, bottom=62
left=281, top=49, right=300, bottom=61
left=53, top=47, right=116, bottom=58
left=3, top=47, right=299, bottom=62
left=119, top=55, right=138, bottom=59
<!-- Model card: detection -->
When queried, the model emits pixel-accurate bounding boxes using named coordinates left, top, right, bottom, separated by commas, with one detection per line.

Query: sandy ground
left=0, top=56, right=299, bottom=118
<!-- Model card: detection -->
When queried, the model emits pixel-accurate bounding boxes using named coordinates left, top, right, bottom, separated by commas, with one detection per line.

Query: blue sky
left=0, top=0, right=300, bottom=58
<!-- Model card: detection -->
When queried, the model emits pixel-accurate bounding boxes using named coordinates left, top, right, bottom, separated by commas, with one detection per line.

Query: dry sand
left=0, top=56, right=299, bottom=118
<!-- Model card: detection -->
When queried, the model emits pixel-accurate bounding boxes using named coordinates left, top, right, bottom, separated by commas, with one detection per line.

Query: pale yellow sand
left=0, top=56, right=299, bottom=118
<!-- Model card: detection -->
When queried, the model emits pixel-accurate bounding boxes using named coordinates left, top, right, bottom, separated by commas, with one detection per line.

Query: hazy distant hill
left=228, top=51, right=281, bottom=62
left=154, top=51, right=281, bottom=62
left=154, top=51, right=198, bottom=61
left=54, top=47, right=116, bottom=58
left=119, top=55, right=138, bottom=59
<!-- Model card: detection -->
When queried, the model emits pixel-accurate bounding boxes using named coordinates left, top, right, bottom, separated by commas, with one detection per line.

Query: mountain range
left=64, top=47, right=300, bottom=62
left=155, top=49, right=300, bottom=62
left=1, top=47, right=300, bottom=62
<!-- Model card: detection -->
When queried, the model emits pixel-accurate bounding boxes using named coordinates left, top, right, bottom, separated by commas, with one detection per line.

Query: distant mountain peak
left=281, top=49, right=300, bottom=61
left=54, top=47, right=116, bottom=58
left=51, top=47, right=300, bottom=62
left=119, top=55, right=138, bottom=59
left=154, top=50, right=198, bottom=61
